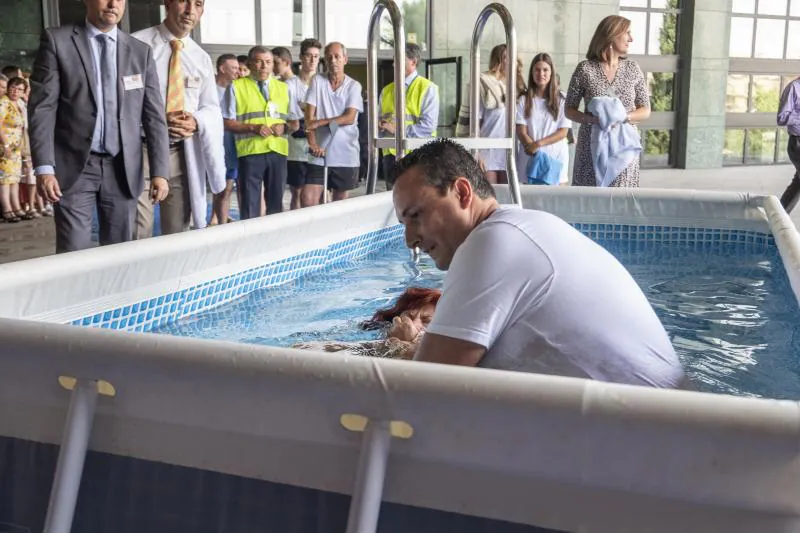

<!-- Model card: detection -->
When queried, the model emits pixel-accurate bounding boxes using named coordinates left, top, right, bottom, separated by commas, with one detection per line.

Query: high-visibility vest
left=380, top=75, right=437, bottom=156
left=232, top=76, right=290, bottom=157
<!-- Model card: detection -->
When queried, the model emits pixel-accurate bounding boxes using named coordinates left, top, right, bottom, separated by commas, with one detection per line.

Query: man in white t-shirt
left=304, top=42, right=363, bottom=206
left=390, top=139, right=686, bottom=388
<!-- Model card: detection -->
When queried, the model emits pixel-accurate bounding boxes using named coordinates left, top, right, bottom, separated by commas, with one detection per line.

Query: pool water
left=153, top=239, right=800, bottom=399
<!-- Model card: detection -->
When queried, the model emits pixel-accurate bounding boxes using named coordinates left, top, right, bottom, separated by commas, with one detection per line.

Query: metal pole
left=345, top=420, right=393, bottom=533
left=366, top=0, right=406, bottom=195
left=469, top=3, right=522, bottom=207
left=43, top=380, right=99, bottom=533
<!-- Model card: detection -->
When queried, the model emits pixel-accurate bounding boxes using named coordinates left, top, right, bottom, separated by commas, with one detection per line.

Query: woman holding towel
left=516, top=53, right=572, bottom=185
left=565, top=15, right=651, bottom=187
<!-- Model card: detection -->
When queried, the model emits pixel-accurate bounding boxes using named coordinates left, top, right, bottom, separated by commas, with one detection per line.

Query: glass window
left=128, top=0, right=165, bottom=33
left=778, top=128, right=792, bottom=163
left=620, top=0, right=648, bottom=7
left=648, top=72, right=674, bottom=111
left=732, top=0, right=756, bottom=13
left=261, top=0, right=294, bottom=46
left=642, top=129, right=672, bottom=167
left=380, top=0, right=429, bottom=51
left=792, top=0, right=800, bottom=16
left=726, top=74, right=750, bottom=112
left=754, top=18, right=785, bottom=58
left=758, top=0, right=788, bottom=15
left=325, top=0, right=372, bottom=49
left=724, top=129, right=746, bottom=164
left=729, top=17, right=755, bottom=57
left=620, top=10, right=648, bottom=54
left=751, top=75, right=782, bottom=112
left=201, top=0, right=256, bottom=45
left=648, top=11, right=679, bottom=55
left=746, top=128, right=778, bottom=164
left=787, top=21, right=800, bottom=59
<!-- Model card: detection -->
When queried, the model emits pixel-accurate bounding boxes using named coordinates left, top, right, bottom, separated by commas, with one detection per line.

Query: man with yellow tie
left=132, top=0, right=226, bottom=237
left=222, top=47, right=291, bottom=219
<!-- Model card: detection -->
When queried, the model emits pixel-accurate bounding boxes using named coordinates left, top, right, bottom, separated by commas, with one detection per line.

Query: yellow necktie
left=166, top=39, right=185, bottom=114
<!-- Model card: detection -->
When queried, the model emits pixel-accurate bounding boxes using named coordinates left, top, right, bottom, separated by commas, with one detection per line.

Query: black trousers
left=238, top=152, right=287, bottom=219
left=779, top=135, right=800, bottom=212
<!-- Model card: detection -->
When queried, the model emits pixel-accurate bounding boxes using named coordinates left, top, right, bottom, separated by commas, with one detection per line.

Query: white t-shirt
left=427, top=207, right=685, bottom=388
left=477, top=101, right=507, bottom=172
left=515, top=95, right=572, bottom=184
left=304, top=74, right=364, bottom=167
left=284, top=75, right=310, bottom=162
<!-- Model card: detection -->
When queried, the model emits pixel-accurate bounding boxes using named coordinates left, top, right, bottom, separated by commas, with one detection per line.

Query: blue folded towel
left=526, top=150, right=563, bottom=186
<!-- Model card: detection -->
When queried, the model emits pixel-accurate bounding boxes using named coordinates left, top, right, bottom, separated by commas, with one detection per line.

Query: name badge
left=122, top=74, right=144, bottom=91
left=267, top=102, right=280, bottom=119
left=185, top=76, right=201, bottom=89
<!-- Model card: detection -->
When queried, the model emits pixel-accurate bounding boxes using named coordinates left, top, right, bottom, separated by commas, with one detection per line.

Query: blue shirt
left=35, top=21, right=118, bottom=176
left=778, top=79, right=800, bottom=137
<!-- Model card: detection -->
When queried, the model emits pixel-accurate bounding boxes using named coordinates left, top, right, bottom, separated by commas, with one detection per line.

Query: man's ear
left=453, top=177, right=473, bottom=208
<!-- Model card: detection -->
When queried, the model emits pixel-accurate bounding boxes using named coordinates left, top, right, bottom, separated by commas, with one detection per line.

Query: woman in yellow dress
left=0, top=77, right=34, bottom=223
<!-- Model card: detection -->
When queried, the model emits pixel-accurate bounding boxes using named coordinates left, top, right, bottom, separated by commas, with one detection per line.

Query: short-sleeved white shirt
left=304, top=74, right=364, bottom=167
left=477, top=101, right=507, bottom=171
left=284, top=75, right=310, bottom=162
left=515, top=95, right=572, bottom=184
left=427, top=207, right=685, bottom=388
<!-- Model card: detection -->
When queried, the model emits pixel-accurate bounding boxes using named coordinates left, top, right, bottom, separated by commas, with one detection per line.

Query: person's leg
left=382, top=154, right=397, bottom=190
left=260, top=184, right=267, bottom=216
left=287, top=161, right=306, bottom=210
left=97, top=154, right=136, bottom=246
left=133, top=147, right=155, bottom=239
left=0, top=184, right=15, bottom=220
left=159, top=146, right=190, bottom=235
left=301, top=164, right=324, bottom=207
left=9, top=183, right=22, bottom=213
left=54, top=155, right=102, bottom=252
left=264, top=152, right=288, bottom=215
left=780, top=136, right=800, bottom=212
left=238, top=154, right=267, bottom=220
left=211, top=179, right=234, bottom=224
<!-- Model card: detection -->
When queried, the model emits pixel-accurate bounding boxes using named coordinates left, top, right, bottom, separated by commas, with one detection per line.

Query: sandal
left=3, top=212, right=20, bottom=223
left=14, top=210, right=35, bottom=221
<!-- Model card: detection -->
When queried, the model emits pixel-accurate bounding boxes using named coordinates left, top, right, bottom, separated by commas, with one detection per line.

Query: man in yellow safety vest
left=379, top=42, right=439, bottom=190
left=222, top=46, right=296, bottom=219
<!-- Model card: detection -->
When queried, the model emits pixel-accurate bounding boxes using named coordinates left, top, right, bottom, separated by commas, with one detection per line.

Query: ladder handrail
left=365, top=0, right=406, bottom=195
left=469, top=3, right=522, bottom=207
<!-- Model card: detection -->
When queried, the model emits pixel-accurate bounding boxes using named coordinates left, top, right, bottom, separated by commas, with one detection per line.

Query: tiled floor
left=0, top=163, right=795, bottom=265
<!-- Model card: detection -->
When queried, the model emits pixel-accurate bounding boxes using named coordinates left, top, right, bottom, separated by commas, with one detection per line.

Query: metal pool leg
left=43, top=380, right=99, bottom=533
left=345, top=420, right=393, bottom=533
left=322, top=161, right=329, bottom=204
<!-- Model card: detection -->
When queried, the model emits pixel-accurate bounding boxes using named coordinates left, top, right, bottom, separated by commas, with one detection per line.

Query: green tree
left=381, top=0, right=427, bottom=50
left=645, top=0, right=680, bottom=160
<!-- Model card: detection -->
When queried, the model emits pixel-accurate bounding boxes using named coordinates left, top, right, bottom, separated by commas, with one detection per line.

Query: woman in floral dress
left=565, top=15, right=651, bottom=187
left=0, top=77, right=33, bottom=222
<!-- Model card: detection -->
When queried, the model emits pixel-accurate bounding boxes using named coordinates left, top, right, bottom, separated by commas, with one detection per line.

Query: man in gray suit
left=29, top=0, right=170, bottom=253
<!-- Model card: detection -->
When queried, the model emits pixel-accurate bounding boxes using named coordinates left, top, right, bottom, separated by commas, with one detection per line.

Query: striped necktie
left=166, top=39, right=185, bottom=113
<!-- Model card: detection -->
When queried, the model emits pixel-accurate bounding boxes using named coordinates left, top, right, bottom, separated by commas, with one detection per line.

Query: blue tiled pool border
left=70, top=223, right=776, bottom=333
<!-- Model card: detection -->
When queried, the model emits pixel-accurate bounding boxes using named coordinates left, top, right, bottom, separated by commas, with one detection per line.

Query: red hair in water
left=370, top=287, right=442, bottom=323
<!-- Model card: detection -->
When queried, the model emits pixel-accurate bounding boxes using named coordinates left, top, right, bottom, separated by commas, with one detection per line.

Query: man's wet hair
left=390, top=138, right=496, bottom=199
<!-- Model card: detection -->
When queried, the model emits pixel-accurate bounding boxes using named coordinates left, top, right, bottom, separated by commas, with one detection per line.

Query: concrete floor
left=0, top=163, right=795, bottom=265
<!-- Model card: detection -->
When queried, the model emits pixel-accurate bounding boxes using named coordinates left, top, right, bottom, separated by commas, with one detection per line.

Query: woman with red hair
left=295, top=286, right=441, bottom=359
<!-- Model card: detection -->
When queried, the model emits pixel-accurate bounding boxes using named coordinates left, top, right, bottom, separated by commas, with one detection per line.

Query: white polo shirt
left=304, top=74, right=363, bottom=168
left=427, top=206, right=685, bottom=388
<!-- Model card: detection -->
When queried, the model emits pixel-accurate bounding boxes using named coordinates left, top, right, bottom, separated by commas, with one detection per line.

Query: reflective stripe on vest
left=232, top=76, right=290, bottom=157
left=380, top=75, right=437, bottom=155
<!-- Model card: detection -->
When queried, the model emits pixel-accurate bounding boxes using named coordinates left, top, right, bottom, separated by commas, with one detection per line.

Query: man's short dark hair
left=271, top=46, right=292, bottom=64
left=237, top=54, right=248, bottom=64
left=216, top=53, right=237, bottom=70
left=391, top=139, right=496, bottom=200
left=1, top=65, right=21, bottom=79
left=247, top=46, right=271, bottom=62
left=300, top=38, right=322, bottom=57
left=405, top=43, right=422, bottom=63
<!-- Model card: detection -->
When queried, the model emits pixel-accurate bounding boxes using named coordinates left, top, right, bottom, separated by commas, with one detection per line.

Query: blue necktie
left=96, top=34, right=119, bottom=156
left=258, top=80, right=268, bottom=101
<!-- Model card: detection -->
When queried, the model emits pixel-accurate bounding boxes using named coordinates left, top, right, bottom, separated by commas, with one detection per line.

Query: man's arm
left=778, top=83, right=800, bottom=127
left=28, top=28, right=59, bottom=175
left=407, top=83, right=439, bottom=138
left=414, top=333, right=486, bottom=366
left=308, top=107, right=358, bottom=129
left=141, top=46, right=170, bottom=180
left=221, top=84, right=276, bottom=137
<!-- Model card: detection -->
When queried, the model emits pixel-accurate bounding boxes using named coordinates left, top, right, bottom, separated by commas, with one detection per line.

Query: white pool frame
left=2, top=186, right=800, bottom=533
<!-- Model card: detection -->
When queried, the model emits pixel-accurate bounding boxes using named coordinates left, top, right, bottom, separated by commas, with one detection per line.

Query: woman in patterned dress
left=0, top=77, right=34, bottom=222
left=565, top=15, right=651, bottom=187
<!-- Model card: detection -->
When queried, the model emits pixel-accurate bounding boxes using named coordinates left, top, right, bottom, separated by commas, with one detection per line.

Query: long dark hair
left=524, top=53, right=560, bottom=121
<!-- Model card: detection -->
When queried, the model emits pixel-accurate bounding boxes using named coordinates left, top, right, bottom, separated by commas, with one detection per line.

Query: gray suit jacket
left=28, top=23, right=170, bottom=198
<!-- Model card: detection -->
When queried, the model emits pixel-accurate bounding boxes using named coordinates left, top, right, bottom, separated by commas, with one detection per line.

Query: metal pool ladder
left=365, top=1, right=523, bottom=208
